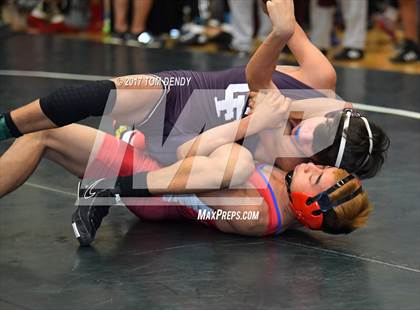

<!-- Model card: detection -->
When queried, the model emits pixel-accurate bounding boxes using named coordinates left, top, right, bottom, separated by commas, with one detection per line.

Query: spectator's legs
left=400, top=0, right=418, bottom=43
left=113, top=0, right=129, bottom=33
left=309, top=0, right=334, bottom=51
left=228, top=0, right=253, bottom=52
left=390, top=0, right=419, bottom=62
left=333, top=0, right=367, bottom=60
left=131, top=0, right=153, bottom=34
left=209, top=0, right=225, bottom=24
left=340, top=0, right=367, bottom=50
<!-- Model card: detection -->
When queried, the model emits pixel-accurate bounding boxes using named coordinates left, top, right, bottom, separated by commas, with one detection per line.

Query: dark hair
left=312, top=112, right=390, bottom=179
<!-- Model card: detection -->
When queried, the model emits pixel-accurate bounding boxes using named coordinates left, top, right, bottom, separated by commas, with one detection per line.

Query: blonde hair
left=322, top=169, right=373, bottom=234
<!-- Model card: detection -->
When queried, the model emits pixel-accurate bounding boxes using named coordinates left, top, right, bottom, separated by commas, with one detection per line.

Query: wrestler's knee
left=38, top=127, right=69, bottom=152
left=23, top=130, right=50, bottom=146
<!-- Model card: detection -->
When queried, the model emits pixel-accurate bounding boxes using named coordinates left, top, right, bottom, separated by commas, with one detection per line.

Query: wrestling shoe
left=71, top=179, right=118, bottom=246
left=109, top=31, right=125, bottom=44
left=390, top=40, right=419, bottom=63
left=27, top=1, right=49, bottom=30
left=333, top=48, right=364, bottom=61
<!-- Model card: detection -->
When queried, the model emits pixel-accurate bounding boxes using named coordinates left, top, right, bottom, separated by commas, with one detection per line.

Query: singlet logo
left=214, top=84, right=250, bottom=121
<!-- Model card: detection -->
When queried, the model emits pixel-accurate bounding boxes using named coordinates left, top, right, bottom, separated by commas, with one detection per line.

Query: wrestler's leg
left=69, top=133, right=255, bottom=245
left=0, top=131, right=50, bottom=197
left=42, top=125, right=106, bottom=177
left=0, top=124, right=104, bottom=198
left=129, top=143, right=255, bottom=195
left=1, top=74, right=163, bottom=138
left=108, top=74, right=163, bottom=125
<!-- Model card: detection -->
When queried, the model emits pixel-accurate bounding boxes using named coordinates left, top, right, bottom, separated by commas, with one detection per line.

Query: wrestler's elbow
left=176, top=137, right=201, bottom=159
left=246, top=69, right=269, bottom=91
left=246, top=66, right=263, bottom=90
left=245, top=66, right=256, bottom=87
left=315, top=64, right=336, bottom=90
left=324, top=66, right=337, bottom=90
left=228, top=148, right=255, bottom=187
left=176, top=145, right=187, bottom=160
left=208, top=143, right=254, bottom=188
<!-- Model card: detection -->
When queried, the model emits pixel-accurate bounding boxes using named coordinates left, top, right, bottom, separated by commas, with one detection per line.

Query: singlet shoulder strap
left=250, top=164, right=283, bottom=235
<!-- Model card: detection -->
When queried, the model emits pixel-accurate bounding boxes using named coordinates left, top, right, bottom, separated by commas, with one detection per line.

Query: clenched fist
left=260, top=0, right=296, bottom=39
left=250, top=90, right=292, bottom=129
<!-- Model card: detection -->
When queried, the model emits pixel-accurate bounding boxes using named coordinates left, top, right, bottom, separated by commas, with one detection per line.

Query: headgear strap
left=334, top=110, right=351, bottom=167
left=360, top=116, right=373, bottom=167
left=306, top=174, right=354, bottom=206
left=334, top=109, right=374, bottom=168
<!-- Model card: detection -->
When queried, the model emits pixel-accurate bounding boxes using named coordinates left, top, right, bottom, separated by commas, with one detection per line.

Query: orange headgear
left=285, top=171, right=363, bottom=230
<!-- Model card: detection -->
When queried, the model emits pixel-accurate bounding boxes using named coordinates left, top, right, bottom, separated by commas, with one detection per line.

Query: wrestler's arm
left=246, top=0, right=295, bottom=91
left=199, top=190, right=269, bottom=237
left=176, top=115, right=258, bottom=160
left=147, top=143, right=254, bottom=194
left=177, top=91, right=290, bottom=160
left=283, top=23, right=336, bottom=90
left=196, top=168, right=286, bottom=236
left=246, top=32, right=289, bottom=91
left=289, top=97, right=348, bottom=119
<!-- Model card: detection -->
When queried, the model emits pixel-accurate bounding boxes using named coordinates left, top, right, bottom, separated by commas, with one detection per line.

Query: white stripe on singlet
left=136, top=74, right=169, bottom=127
left=162, top=194, right=213, bottom=214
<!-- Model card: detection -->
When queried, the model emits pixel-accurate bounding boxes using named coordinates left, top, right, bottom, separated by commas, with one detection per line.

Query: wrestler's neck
left=254, top=129, right=278, bottom=164
left=257, top=164, right=297, bottom=228
left=258, top=164, right=286, bottom=179
left=271, top=168, right=301, bottom=228
left=254, top=137, right=307, bottom=172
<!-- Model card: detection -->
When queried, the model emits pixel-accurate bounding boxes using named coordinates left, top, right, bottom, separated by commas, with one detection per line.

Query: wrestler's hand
left=264, top=0, right=295, bottom=39
left=251, top=90, right=291, bottom=129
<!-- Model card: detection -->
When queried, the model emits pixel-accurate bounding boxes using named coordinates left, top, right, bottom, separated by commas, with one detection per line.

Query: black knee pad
left=39, top=80, right=116, bottom=126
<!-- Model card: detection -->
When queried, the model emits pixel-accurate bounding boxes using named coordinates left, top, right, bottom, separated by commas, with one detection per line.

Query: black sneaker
left=390, top=40, right=419, bottom=63
left=333, top=48, right=364, bottom=61
left=124, top=32, right=142, bottom=46
left=109, top=31, right=125, bottom=44
left=71, top=179, right=117, bottom=246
